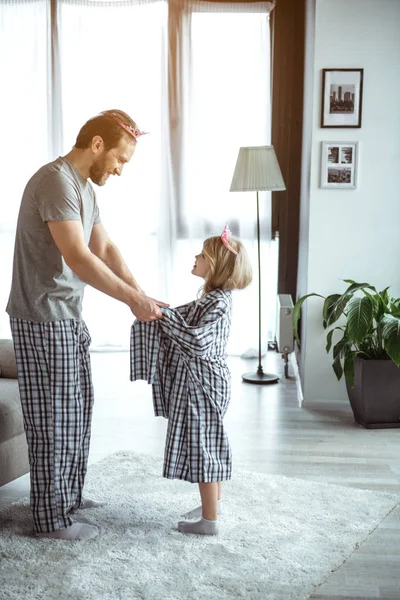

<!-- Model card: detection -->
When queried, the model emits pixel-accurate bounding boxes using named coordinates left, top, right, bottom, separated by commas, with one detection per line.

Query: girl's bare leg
left=199, top=482, right=218, bottom=521
left=181, top=482, right=223, bottom=519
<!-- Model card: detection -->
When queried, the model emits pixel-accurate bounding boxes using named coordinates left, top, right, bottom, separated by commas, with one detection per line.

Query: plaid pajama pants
left=10, top=317, right=94, bottom=533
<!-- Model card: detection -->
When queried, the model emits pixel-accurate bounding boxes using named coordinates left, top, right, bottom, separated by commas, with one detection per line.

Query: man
left=6, top=109, right=166, bottom=541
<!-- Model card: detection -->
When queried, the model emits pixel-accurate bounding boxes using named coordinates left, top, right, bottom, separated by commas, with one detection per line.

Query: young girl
left=130, top=225, right=252, bottom=535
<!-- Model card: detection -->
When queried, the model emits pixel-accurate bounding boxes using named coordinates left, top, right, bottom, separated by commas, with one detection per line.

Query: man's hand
left=130, top=294, right=169, bottom=322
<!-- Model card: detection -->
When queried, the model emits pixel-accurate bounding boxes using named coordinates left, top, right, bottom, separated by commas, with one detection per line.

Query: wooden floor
left=1, top=351, right=400, bottom=599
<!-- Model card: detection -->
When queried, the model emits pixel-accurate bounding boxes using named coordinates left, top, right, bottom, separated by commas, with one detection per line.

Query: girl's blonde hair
left=201, top=235, right=252, bottom=296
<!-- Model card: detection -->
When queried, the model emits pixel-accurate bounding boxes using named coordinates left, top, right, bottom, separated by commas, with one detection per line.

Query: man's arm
left=47, top=220, right=163, bottom=321
left=89, top=223, right=143, bottom=292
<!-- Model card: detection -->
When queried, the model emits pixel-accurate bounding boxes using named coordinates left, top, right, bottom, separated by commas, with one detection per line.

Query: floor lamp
left=230, top=145, right=286, bottom=384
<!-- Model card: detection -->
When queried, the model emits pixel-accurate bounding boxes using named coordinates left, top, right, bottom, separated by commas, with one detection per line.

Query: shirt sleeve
left=36, top=171, right=82, bottom=223
left=158, top=295, right=229, bottom=358
left=172, top=299, right=196, bottom=320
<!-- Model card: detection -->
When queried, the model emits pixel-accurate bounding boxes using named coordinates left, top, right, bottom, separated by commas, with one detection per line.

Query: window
left=1, top=0, right=277, bottom=354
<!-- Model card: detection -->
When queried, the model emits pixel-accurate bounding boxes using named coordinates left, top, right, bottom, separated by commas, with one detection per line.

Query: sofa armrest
left=0, top=339, right=18, bottom=379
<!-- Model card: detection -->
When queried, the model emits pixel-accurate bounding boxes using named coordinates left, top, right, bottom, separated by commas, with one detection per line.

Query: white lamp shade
left=230, top=145, right=286, bottom=192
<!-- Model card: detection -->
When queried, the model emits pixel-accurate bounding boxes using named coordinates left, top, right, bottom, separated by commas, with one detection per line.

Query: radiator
left=276, top=294, right=294, bottom=354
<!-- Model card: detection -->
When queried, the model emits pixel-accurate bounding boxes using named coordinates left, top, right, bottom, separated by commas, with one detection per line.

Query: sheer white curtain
left=164, top=0, right=277, bottom=354
left=0, top=0, right=50, bottom=339
left=59, top=0, right=167, bottom=349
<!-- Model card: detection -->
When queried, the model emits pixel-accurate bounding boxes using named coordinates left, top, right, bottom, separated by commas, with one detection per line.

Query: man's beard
left=89, top=154, right=109, bottom=186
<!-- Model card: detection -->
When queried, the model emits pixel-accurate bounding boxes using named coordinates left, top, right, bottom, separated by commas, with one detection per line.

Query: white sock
left=80, top=496, right=107, bottom=510
left=34, top=522, right=99, bottom=541
left=178, top=517, right=218, bottom=536
left=182, top=499, right=223, bottom=519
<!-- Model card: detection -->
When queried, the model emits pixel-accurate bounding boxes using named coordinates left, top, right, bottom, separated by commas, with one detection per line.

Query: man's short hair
left=74, top=109, right=137, bottom=150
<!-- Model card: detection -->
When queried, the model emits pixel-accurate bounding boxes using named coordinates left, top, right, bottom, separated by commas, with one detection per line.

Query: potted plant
left=292, top=280, right=400, bottom=429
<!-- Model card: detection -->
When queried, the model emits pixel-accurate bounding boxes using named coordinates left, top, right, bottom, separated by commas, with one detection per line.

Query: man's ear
left=91, top=135, right=104, bottom=154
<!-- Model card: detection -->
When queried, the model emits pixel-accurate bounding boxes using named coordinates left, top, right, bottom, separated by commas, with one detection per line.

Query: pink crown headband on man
left=111, top=114, right=149, bottom=141
left=221, top=225, right=238, bottom=255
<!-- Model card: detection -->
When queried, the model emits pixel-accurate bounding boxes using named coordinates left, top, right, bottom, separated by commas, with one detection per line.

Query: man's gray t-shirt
left=6, top=157, right=101, bottom=322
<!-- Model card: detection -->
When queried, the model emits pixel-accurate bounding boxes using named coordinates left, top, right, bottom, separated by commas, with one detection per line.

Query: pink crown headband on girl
left=221, top=225, right=238, bottom=255
left=111, top=114, right=149, bottom=141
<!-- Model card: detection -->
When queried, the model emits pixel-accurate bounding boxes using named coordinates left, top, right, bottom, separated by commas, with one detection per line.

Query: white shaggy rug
left=0, top=451, right=398, bottom=600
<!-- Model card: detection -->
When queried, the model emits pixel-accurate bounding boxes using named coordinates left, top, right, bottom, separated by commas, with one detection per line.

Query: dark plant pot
left=346, top=357, right=400, bottom=429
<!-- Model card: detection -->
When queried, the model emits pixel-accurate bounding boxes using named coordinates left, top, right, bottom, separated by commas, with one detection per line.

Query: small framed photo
left=321, top=68, right=363, bottom=128
left=320, top=141, right=359, bottom=189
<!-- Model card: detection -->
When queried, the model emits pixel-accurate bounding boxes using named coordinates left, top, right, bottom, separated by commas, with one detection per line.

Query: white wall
left=298, top=0, right=400, bottom=403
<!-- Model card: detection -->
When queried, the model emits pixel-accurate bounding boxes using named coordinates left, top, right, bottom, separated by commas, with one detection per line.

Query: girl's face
left=192, top=247, right=211, bottom=279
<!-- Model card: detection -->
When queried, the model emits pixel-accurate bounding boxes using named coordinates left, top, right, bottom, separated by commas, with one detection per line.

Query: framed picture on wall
left=321, top=68, right=363, bottom=128
left=320, top=141, right=359, bottom=189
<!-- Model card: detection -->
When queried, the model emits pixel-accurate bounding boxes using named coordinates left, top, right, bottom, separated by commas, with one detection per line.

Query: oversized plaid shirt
left=130, top=289, right=232, bottom=418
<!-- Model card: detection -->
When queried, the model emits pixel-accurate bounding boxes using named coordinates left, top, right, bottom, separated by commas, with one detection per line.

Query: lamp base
left=242, top=371, right=279, bottom=385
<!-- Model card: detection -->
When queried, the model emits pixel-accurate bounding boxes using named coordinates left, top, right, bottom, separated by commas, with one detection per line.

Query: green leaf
left=333, top=335, right=348, bottom=359
left=379, top=286, right=390, bottom=307
left=325, top=329, right=334, bottom=354
left=344, top=350, right=358, bottom=388
left=389, top=298, right=400, bottom=318
left=391, top=298, right=400, bottom=309
left=347, top=296, right=373, bottom=344
left=341, top=281, right=377, bottom=295
left=324, top=294, right=356, bottom=327
left=325, top=326, right=344, bottom=354
left=323, top=295, right=341, bottom=326
left=324, top=286, right=373, bottom=328
left=327, top=282, right=375, bottom=329
left=292, top=293, right=325, bottom=345
left=381, top=314, right=400, bottom=366
left=373, top=293, right=386, bottom=322
left=362, top=289, right=374, bottom=303
left=332, top=353, right=343, bottom=380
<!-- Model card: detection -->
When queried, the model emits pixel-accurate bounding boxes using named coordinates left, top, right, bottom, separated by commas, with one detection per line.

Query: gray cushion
left=0, top=380, right=24, bottom=442
left=0, top=434, right=29, bottom=486
left=0, top=339, right=18, bottom=379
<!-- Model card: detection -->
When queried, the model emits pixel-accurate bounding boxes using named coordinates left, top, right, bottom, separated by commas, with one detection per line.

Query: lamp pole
left=242, top=190, right=279, bottom=384
left=256, top=191, right=263, bottom=375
